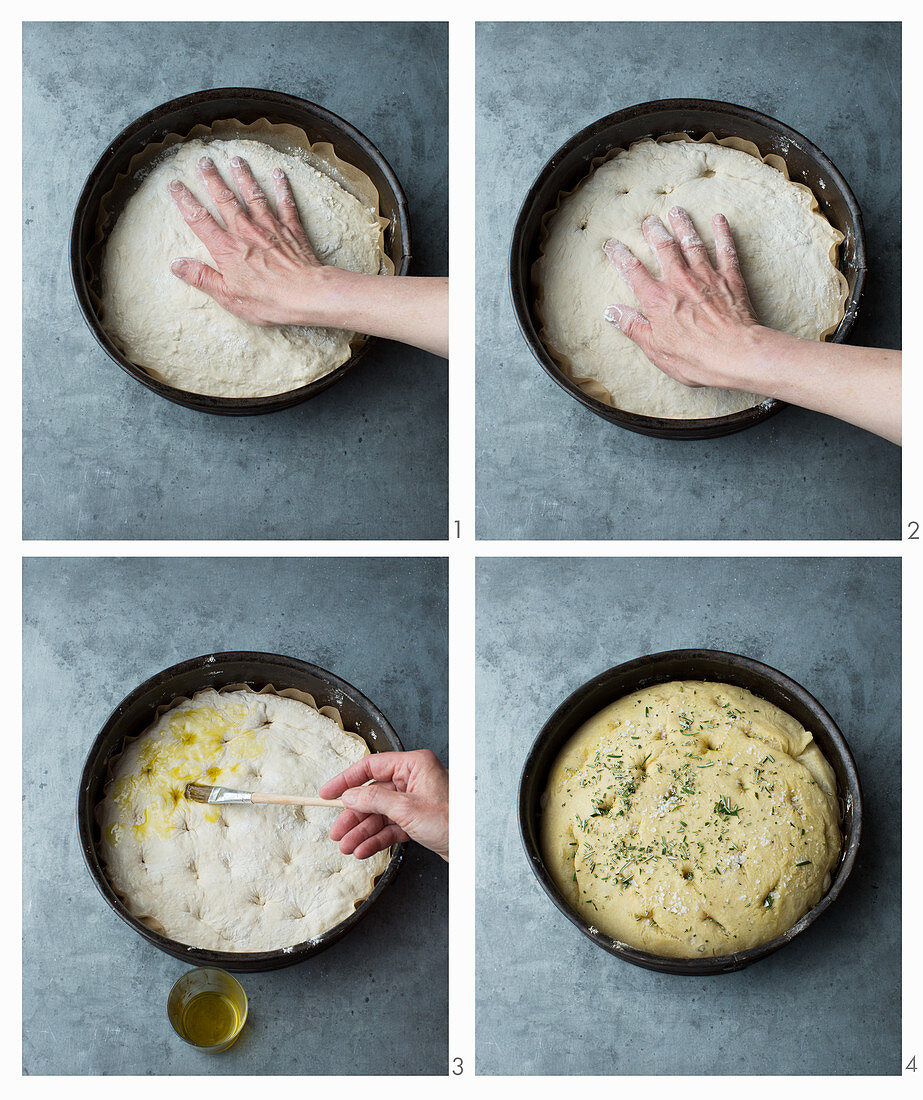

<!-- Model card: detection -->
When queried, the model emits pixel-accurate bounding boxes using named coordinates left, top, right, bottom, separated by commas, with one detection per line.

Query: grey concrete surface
left=476, top=557, right=900, bottom=1074
left=23, top=557, right=448, bottom=1075
left=476, top=22, right=901, bottom=540
left=23, top=22, right=448, bottom=540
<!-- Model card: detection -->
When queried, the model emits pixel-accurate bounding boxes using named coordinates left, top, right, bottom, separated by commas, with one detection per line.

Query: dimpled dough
left=536, top=139, right=847, bottom=418
left=101, top=138, right=385, bottom=398
left=541, top=682, right=842, bottom=957
left=98, top=689, right=389, bottom=952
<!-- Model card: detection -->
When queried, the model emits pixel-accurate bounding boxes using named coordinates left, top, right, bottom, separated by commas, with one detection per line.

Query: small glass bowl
left=167, top=967, right=248, bottom=1052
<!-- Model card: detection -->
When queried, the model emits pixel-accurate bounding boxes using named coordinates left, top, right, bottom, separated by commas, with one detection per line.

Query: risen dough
left=98, top=688, right=389, bottom=952
left=101, top=137, right=386, bottom=398
left=541, top=681, right=841, bottom=957
left=535, top=138, right=847, bottom=418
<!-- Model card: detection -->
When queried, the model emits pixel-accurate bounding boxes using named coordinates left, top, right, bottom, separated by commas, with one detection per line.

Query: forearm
left=715, top=326, right=901, bottom=445
left=305, top=268, right=448, bottom=358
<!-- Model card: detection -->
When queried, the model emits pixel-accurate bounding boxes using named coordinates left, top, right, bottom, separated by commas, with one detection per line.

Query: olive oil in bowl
left=168, top=968, right=248, bottom=1052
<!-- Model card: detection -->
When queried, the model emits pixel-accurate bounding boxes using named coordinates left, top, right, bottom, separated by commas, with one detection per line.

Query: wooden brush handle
left=251, top=793, right=345, bottom=809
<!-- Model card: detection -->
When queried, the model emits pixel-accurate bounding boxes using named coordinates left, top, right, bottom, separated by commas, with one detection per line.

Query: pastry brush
left=184, top=782, right=344, bottom=809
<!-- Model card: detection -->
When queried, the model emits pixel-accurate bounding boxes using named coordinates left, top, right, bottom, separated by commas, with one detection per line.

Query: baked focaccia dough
left=98, top=688, right=389, bottom=952
left=541, top=681, right=841, bottom=957
left=535, top=138, right=848, bottom=418
left=101, top=137, right=386, bottom=398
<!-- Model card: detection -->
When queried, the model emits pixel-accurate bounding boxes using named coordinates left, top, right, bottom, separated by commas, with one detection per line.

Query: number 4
left=907, top=1055, right=917, bottom=1071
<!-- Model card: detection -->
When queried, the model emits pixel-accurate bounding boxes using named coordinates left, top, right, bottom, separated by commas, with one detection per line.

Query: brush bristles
left=184, top=782, right=214, bottom=803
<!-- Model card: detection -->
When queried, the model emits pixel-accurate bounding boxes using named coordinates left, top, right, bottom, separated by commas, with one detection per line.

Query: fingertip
left=229, top=156, right=245, bottom=169
left=168, top=179, right=183, bottom=194
left=604, top=304, right=623, bottom=329
left=170, top=258, right=189, bottom=277
left=713, top=212, right=728, bottom=225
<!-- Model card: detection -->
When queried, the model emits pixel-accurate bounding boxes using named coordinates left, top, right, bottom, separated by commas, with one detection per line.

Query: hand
left=603, top=207, right=762, bottom=390
left=319, top=749, right=449, bottom=862
left=169, top=155, right=449, bottom=357
left=168, top=154, right=334, bottom=327
left=603, top=207, right=901, bottom=444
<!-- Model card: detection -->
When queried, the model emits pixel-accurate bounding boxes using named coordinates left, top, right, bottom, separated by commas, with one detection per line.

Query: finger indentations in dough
left=702, top=912, right=728, bottom=936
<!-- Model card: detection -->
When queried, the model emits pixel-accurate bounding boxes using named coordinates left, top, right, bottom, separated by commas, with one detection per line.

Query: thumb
left=604, top=304, right=654, bottom=356
left=171, top=257, right=225, bottom=300
left=341, top=784, right=413, bottom=826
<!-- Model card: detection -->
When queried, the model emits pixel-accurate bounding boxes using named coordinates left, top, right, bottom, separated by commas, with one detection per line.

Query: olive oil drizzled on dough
left=105, top=704, right=265, bottom=845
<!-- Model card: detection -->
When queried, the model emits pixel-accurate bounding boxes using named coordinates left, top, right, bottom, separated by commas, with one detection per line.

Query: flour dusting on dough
left=98, top=688, right=389, bottom=952
left=101, top=138, right=386, bottom=398
left=535, top=139, right=847, bottom=419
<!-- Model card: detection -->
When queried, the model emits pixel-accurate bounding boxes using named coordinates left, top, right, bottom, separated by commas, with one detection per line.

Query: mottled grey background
left=476, top=22, right=901, bottom=540
left=23, top=557, right=448, bottom=1074
left=476, top=556, right=900, bottom=1074
left=23, top=22, right=448, bottom=540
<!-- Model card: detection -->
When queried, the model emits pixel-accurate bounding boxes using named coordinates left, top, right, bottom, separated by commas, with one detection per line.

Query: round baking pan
left=71, top=88, right=412, bottom=416
left=510, top=98, right=866, bottom=440
left=78, top=651, right=406, bottom=971
left=519, top=649, right=862, bottom=975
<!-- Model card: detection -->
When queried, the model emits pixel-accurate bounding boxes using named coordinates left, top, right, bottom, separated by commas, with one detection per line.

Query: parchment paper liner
left=95, top=681, right=389, bottom=947
left=90, top=116, right=394, bottom=390
left=533, top=132, right=851, bottom=414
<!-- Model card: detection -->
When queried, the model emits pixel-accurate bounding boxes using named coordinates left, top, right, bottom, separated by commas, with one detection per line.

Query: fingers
left=170, top=257, right=226, bottom=301
left=328, top=779, right=397, bottom=839
left=195, top=157, right=249, bottom=231
left=334, top=811, right=389, bottom=849
left=666, top=207, right=711, bottom=273
left=341, top=783, right=413, bottom=826
left=331, top=800, right=410, bottom=858
left=711, top=213, right=748, bottom=295
left=641, top=214, right=686, bottom=277
left=318, top=752, right=406, bottom=800
left=228, top=156, right=275, bottom=227
left=169, top=180, right=232, bottom=255
left=269, top=166, right=313, bottom=249
left=351, top=824, right=410, bottom=860
left=604, top=303, right=654, bottom=358
left=603, top=238, right=657, bottom=300
left=328, top=807, right=368, bottom=841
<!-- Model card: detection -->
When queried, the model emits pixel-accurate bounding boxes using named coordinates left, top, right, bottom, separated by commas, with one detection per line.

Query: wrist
left=284, top=263, right=353, bottom=329
left=708, top=324, right=789, bottom=395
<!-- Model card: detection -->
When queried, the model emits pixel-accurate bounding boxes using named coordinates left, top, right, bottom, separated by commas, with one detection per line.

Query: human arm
left=168, top=155, right=448, bottom=358
left=318, top=749, right=449, bottom=861
left=603, top=207, right=900, bottom=444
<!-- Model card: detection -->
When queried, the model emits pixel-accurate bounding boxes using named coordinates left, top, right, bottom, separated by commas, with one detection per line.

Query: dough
left=98, top=688, right=390, bottom=952
left=535, top=138, right=848, bottom=418
left=541, top=681, right=841, bottom=957
left=101, top=137, right=386, bottom=398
